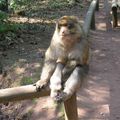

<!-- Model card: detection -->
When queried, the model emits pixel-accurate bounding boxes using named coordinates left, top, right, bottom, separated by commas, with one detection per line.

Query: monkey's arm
left=56, top=65, right=88, bottom=102
left=35, top=60, right=56, bottom=90
left=50, top=63, right=64, bottom=99
left=35, top=46, right=58, bottom=90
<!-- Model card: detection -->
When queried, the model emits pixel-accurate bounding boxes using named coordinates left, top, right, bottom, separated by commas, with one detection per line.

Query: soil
left=0, top=0, right=120, bottom=120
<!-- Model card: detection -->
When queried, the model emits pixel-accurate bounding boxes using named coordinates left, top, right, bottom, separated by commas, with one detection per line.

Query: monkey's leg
left=56, top=65, right=88, bottom=102
left=50, top=63, right=64, bottom=100
left=35, top=60, right=56, bottom=91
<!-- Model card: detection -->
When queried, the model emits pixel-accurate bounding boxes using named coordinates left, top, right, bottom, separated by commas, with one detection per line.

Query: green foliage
left=0, top=0, right=5, bottom=5
left=0, top=11, right=7, bottom=20
left=47, top=0, right=84, bottom=9
left=48, top=0, right=77, bottom=9
left=48, top=0, right=71, bottom=9
left=21, top=77, right=34, bottom=85
left=0, top=11, right=21, bottom=32
left=10, top=0, right=30, bottom=11
left=0, top=23, right=20, bottom=32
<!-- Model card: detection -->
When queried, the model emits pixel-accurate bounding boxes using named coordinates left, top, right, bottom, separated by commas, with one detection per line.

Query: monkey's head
left=55, top=16, right=82, bottom=47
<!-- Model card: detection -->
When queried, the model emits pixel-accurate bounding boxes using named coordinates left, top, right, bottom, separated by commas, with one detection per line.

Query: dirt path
left=77, top=0, right=120, bottom=119
left=0, top=0, right=120, bottom=120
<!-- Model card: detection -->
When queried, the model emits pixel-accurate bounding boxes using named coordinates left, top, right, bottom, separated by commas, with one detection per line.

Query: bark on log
left=0, top=85, right=50, bottom=103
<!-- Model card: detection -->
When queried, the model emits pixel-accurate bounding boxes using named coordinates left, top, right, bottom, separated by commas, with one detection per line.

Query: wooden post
left=112, top=0, right=118, bottom=27
left=0, top=62, right=2, bottom=74
left=96, top=0, right=99, bottom=11
left=83, top=0, right=98, bottom=36
left=64, top=93, right=78, bottom=120
left=112, top=7, right=118, bottom=27
left=91, top=12, right=95, bottom=30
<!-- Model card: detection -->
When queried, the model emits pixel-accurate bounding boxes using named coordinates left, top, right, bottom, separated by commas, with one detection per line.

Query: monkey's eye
left=67, top=23, right=74, bottom=29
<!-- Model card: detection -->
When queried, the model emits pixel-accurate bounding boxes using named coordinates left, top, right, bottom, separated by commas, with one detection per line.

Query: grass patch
left=21, top=77, right=34, bottom=85
left=48, top=0, right=69, bottom=9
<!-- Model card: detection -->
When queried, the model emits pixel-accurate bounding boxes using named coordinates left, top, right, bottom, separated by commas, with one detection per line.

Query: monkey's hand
left=53, top=91, right=68, bottom=102
left=53, top=89, right=76, bottom=102
left=35, top=80, right=48, bottom=91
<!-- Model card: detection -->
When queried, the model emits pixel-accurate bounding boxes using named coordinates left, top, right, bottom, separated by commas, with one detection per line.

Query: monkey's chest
left=57, top=47, right=82, bottom=63
left=61, top=36, right=79, bottom=50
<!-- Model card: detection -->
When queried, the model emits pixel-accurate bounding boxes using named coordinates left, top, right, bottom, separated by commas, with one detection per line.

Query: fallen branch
left=0, top=85, right=50, bottom=103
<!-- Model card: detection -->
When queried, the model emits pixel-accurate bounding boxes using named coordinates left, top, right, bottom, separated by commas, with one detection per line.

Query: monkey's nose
left=62, top=31, right=64, bottom=33
left=61, top=31, right=68, bottom=36
left=62, top=31, right=65, bottom=35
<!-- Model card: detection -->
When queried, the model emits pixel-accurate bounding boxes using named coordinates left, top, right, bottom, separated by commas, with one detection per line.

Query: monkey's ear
left=55, top=19, right=60, bottom=29
left=55, top=18, right=60, bottom=24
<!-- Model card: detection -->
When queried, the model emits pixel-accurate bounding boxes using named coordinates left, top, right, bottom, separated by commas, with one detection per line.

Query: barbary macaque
left=35, top=16, right=90, bottom=102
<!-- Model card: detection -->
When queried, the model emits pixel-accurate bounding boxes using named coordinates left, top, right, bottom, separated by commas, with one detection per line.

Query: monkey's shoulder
left=68, top=40, right=89, bottom=60
left=45, top=45, right=66, bottom=60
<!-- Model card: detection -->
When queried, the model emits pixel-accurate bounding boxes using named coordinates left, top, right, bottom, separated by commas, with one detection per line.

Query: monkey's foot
left=34, top=80, right=48, bottom=91
left=53, top=92, right=70, bottom=102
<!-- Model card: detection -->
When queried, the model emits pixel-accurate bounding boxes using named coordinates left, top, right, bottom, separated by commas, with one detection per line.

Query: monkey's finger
left=34, top=83, right=45, bottom=91
left=54, top=92, right=68, bottom=103
left=54, top=96, right=63, bottom=103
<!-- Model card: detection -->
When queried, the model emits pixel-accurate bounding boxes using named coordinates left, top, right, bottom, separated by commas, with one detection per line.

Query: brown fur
left=35, top=16, right=90, bottom=101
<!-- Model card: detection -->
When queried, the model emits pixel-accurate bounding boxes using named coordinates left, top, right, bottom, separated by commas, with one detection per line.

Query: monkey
left=35, top=16, right=90, bottom=102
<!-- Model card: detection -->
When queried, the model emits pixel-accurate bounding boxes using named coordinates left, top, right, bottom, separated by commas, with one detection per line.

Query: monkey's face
left=55, top=16, right=82, bottom=48
left=56, top=16, right=81, bottom=38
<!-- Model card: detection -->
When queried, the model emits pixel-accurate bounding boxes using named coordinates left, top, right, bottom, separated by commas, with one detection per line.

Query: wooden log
left=83, top=0, right=98, bottom=36
left=64, top=93, right=78, bottom=120
left=0, top=85, right=50, bottom=103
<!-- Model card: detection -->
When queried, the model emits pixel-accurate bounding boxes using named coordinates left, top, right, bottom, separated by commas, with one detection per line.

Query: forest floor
left=0, top=0, right=120, bottom=120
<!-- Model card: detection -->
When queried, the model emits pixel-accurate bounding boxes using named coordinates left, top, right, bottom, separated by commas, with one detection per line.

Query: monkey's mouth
left=60, top=33, right=69, bottom=36
left=60, top=33, right=75, bottom=37
left=60, top=35, right=68, bottom=37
